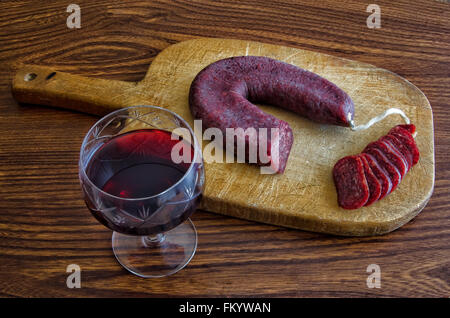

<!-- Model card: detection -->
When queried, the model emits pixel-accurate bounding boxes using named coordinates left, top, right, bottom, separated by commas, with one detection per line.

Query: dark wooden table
left=0, top=0, right=448, bottom=297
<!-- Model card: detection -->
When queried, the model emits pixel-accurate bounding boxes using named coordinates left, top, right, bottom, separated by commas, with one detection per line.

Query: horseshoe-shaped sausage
left=189, top=56, right=355, bottom=173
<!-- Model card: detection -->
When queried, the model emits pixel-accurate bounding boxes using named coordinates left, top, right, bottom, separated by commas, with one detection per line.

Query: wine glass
left=79, top=105, right=204, bottom=278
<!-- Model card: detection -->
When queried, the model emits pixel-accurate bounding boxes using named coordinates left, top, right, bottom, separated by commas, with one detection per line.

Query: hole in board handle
left=46, top=72, right=56, bottom=80
left=24, top=73, right=37, bottom=81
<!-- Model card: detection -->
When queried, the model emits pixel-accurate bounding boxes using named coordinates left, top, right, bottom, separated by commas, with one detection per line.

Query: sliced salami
left=332, top=124, right=419, bottom=209
left=389, top=130, right=420, bottom=165
left=361, top=153, right=392, bottom=200
left=360, top=155, right=381, bottom=206
left=381, top=139, right=410, bottom=173
left=392, top=124, right=416, bottom=135
left=363, top=147, right=401, bottom=193
left=333, top=155, right=369, bottom=209
left=381, top=134, right=413, bottom=170
left=364, top=140, right=407, bottom=178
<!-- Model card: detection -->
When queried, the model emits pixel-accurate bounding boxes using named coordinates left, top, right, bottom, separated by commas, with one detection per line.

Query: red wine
left=87, top=129, right=192, bottom=198
left=83, top=129, right=200, bottom=235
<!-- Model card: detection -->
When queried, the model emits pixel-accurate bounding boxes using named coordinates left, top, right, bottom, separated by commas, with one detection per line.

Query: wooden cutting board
left=12, top=38, right=435, bottom=236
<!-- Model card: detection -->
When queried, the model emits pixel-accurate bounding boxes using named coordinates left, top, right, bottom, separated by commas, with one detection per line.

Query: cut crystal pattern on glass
left=79, top=105, right=204, bottom=278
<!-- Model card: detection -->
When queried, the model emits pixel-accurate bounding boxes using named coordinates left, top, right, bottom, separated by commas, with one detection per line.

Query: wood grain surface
left=0, top=0, right=448, bottom=297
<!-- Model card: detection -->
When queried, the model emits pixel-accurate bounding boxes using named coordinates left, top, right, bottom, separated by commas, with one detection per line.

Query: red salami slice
left=392, top=124, right=416, bottom=135
left=381, top=139, right=409, bottom=173
left=381, top=135, right=413, bottom=171
left=364, top=140, right=407, bottom=178
left=364, top=147, right=401, bottom=193
left=333, top=156, right=369, bottom=209
left=361, top=153, right=392, bottom=200
left=360, top=155, right=381, bottom=206
left=389, top=130, right=420, bottom=165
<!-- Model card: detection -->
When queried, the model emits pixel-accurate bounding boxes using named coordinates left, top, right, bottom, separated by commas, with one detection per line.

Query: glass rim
left=79, top=105, right=201, bottom=202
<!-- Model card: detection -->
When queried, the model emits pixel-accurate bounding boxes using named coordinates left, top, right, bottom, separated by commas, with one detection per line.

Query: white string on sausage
left=348, top=108, right=417, bottom=138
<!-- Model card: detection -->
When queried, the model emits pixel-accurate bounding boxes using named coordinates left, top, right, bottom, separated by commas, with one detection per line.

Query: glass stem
left=142, top=233, right=165, bottom=247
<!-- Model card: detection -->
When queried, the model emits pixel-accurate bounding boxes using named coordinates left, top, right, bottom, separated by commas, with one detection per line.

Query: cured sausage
left=360, top=155, right=382, bottom=206
left=361, top=153, right=392, bottom=200
left=333, top=156, right=369, bottom=209
left=333, top=124, right=419, bottom=209
left=389, top=125, right=420, bottom=165
left=393, top=124, right=416, bottom=135
left=363, top=147, right=401, bottom=193
left=380, top=135, right=413, bottom=171
left=364, top=140, right=408, bottom=178
left=189, top=56, right=355, bottom=173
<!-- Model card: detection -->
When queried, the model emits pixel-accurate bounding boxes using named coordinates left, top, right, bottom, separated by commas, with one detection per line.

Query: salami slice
left=364, top=140, right=407, bottom=178
left=381, top=135, right=413, bottom=171
left=381, top=139, right=410, bottom=173
left=392, top=124, right=416, bottom=135
left=360, top=155, right=381, bottom=206
left=389, top=130, right=420, bottom=165
left=364, top=147, right=401, bottom=193
left=333, top=155, right=369, bottom=209
left=361, top=153, right=392, bottom=200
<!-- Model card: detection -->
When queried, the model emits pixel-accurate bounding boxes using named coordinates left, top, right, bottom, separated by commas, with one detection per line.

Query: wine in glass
left=79, top=105, right=204, bottom=278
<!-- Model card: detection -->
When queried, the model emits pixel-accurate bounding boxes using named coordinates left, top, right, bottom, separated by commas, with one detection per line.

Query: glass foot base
left=112, top=218, right=197, bottom=278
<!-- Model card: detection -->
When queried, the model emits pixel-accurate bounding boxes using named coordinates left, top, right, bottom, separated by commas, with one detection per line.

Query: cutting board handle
left=11, top=65, right=138, bottom=116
